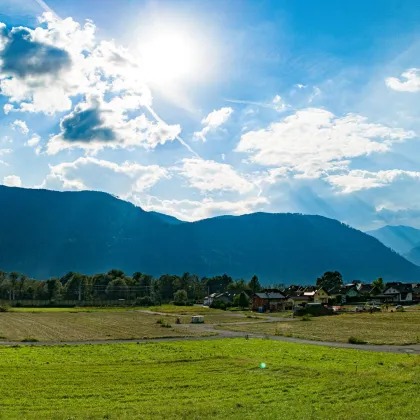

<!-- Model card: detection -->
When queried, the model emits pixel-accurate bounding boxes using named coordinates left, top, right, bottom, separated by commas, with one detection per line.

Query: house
left=303, top=287, right=329, bottom=304
left=357, top=283, right=381, bottom=297
left=412, top=284, right=420, bottom=301
left=203, top=292, right=230, bottom=306
left=286, top=295, right=312, bottom=308
left=376, top=283, right=413, bottom=303
left=252, top=290, right=286, bottom=312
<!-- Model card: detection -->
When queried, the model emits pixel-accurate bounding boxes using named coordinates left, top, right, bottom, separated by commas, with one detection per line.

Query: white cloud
left=386, top=68, right=420, bottom=92
left=0, top=14, right=96, bottom=115
left=10, top=120, right=29, bottom=134
left=3, top=175, right=21, bottom=187
left=41, top=157, right=170, bottom=197
left=136, top=195, right=268, bottom=222
left=326, top=169, right=420, bottom=193
left=193, top=107, right=233, bottom=142
left=272, top=95, right=288, bottom=111
left=177, top=158, right=255, bottom=194
left=25, top=134, right=41, bottom=154
left=45, top=95, right=181, bottom=154
left=236, top=108, right=415, bottom=178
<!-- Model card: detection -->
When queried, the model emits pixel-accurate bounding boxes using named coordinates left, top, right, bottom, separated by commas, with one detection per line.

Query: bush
left=136, top=296, right=155, bottom=307
left=348, top=336, right=367, bottom=344
left=210, top=300, right=227, bottom=310
left=21, top=337, right=39, bottom=342
left=156, top=318, right=172, bottom=328
left=0, top=304, right=10, bottom=312
left=174, top=290, right=188, bottom=306
left=301, top=314, right=312, bottom=321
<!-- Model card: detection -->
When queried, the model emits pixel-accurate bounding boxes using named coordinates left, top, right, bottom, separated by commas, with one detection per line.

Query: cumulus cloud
left=46, top=95, right=181, bottom=154
left=0, top=26, right=71, bottom=78
left=236, top=108, right=415, bottom=178
left=326, top=169, right=420, bottom=193
left=177, top=158, right=255, bottom=194
left=41, top=157, right=170, bottom=197
left=3, top=175, right=21, bottom=187
left=0, top=14, right=195, bottom=155
left=0, top=14, right=95, bottom=114
left=136, top=195, right=268, bottom=222
left=193, top=107, right=233, bottom=142
left=386, top=68, right=420, bottom=92
left=10, top=119, right=29, bottom=134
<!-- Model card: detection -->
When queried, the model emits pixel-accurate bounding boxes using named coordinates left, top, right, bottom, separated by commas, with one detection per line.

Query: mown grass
left=217, top=311, right=420, bottom=345
left=0, top=312, right=208, bottom=342
left=0, top=339, right=419, bottom=419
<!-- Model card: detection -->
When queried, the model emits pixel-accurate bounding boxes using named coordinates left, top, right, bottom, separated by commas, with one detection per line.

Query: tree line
left=0, top=270, right=265, bottom=305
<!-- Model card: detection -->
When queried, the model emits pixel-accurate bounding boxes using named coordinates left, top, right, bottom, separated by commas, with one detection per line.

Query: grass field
left=217, top=311, right=420, bottom=345
left=0, top=312, right=207, bottom=342
left=0, top=339, right=419, bottom=419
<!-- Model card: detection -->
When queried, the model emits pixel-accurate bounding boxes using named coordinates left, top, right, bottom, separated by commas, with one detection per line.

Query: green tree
left=174, top=289, right=188, bottom=305
left=373, top=277, right=384, bottom=291
left=46, top=278, right=62, bottom=300
left=233, top=292, right=250, bottom=309
left=248, top=275, right=262, bottom=294
left=18, top=274, right=27, bottom=299
left=316, top=271, right=343, bottom=291
left=227, top=279, right=250, bottom=292
left=9, top=272, right=19, bottom=300
left=106, top=278, right=128, bottom=299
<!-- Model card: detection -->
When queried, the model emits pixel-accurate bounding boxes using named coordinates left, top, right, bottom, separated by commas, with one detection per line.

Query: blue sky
left=1, top=0, right=420, bottom=229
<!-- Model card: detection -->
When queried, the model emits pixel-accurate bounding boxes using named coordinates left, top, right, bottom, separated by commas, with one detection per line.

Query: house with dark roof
left=375, top=283, right=413, bottom=303
left=357, top=283, right=381, bottom=297
left=252, top=290, right=286, bottom=312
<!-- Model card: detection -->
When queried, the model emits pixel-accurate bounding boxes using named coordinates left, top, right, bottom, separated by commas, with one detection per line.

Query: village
left=204, top=281, right=420, bottom=313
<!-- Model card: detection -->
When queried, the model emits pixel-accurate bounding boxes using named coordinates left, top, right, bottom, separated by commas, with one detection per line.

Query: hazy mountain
left=0, top=185, right=419, bottom=283
left=366, top=225, right=420, bottom=255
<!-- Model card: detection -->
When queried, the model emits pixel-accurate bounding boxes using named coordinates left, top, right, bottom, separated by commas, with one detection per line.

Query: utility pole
left=78, top=282, right=82, bottom=301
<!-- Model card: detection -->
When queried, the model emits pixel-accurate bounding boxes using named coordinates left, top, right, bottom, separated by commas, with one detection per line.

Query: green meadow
left=0, top=339, right=419, bottom=419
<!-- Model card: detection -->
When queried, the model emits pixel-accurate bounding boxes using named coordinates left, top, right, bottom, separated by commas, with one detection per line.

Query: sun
left=138, top=30, right=198, bottom=85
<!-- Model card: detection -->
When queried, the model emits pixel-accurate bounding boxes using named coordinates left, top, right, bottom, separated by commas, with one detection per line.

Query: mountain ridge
left=0, top=185, right=419, bottom=283
left=366, top=225, right=420, bottom=257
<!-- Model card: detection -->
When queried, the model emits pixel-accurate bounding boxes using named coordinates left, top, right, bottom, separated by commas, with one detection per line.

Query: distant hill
left=366, top=225, right=420, bottom=255
left=0, top=186, right=419, bottom=283
left=405, top=246, right=420, bottom=266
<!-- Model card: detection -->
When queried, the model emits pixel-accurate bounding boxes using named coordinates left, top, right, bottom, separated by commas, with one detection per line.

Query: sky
left=1, top=0, right=420, bottom=229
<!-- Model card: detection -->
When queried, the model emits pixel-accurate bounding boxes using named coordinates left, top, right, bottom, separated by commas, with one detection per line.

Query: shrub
left=348, top=336, right=367, bottom=344
left=301, top=314, right=313, bottom=321
left=136, top=296, right=155, bottom=307
left=21, top=337, right=39, bottom=342
left=0, top=304, right=10, bottom=312
left=174, top=290, right=188, bottom=306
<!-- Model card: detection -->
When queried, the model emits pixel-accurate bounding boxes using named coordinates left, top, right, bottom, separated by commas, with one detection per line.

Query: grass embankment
left=217, top=311, right=420, bottom=345
left=0, top=312, right=207, bottom=342
left=0, top=339, right=419, bottom=419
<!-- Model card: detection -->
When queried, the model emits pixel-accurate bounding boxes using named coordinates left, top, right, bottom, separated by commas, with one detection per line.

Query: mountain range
left=1, top=185, right=419, bottom=284
left=367, top=225, right=420, bottom=265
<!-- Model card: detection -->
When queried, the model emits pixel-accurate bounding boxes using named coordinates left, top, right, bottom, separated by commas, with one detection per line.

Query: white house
left=380, top=283, right=413, bottom=303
